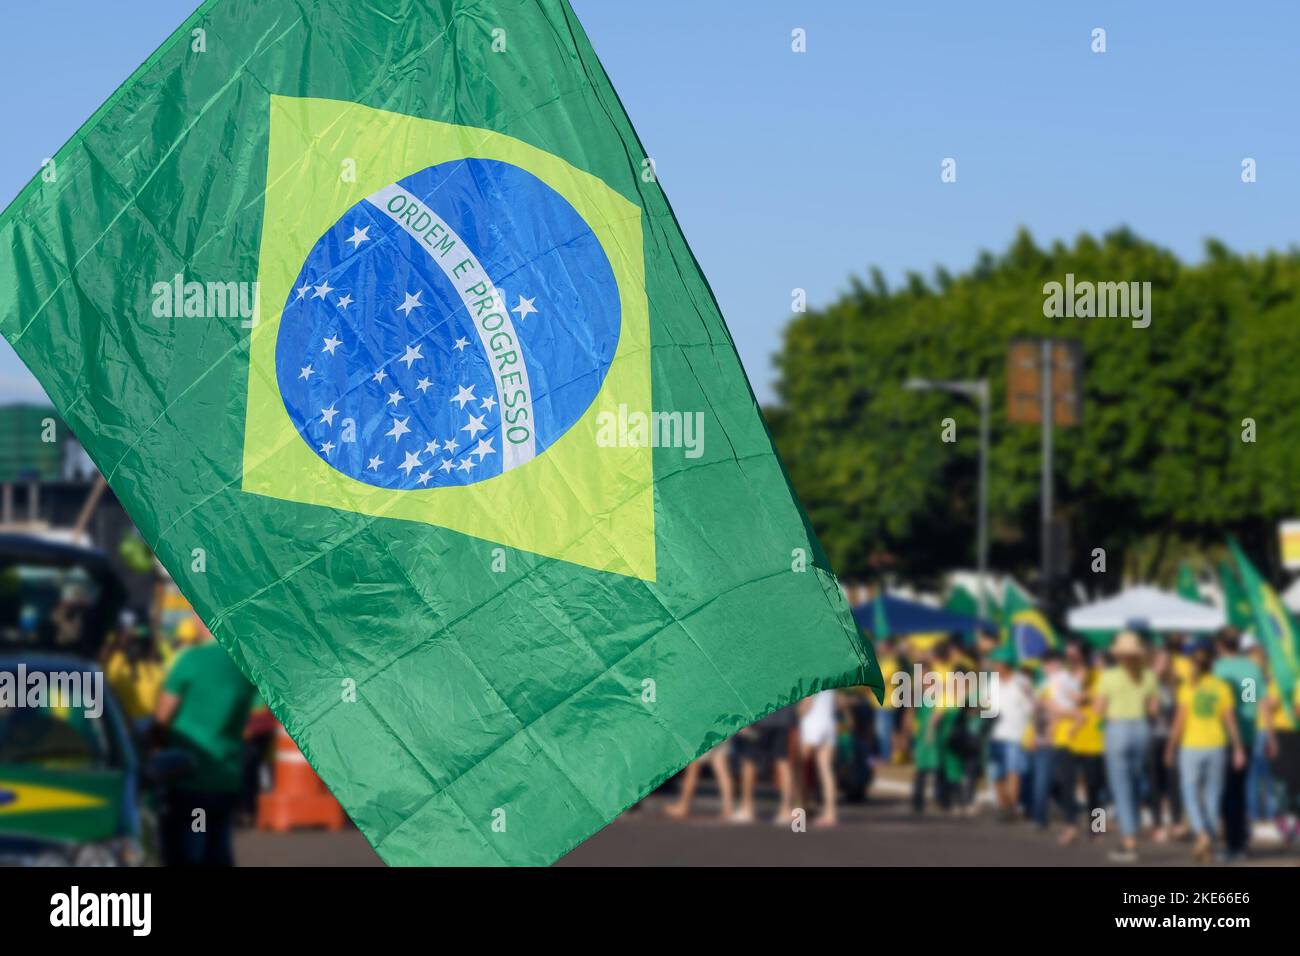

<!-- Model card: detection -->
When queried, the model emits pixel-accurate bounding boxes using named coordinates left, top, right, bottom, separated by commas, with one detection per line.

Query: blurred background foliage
left=766, top=228, right=1300, bottom=589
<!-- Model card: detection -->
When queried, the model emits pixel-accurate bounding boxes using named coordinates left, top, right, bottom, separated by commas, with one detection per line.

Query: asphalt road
left=233, top=776, right=1300, bottom=867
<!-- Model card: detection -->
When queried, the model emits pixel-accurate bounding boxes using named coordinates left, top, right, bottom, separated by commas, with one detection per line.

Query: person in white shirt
left=987, top=652, right=1036, bottom=819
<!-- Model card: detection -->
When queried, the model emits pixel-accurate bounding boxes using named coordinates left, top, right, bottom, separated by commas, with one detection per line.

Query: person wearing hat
left=1165, top=640, right=1247, bottom=862
left=1094, top=630, right=1160, bottom=862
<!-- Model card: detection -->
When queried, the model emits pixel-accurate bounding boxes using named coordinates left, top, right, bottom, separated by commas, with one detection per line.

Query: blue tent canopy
left=851, top=593, right=995, bottom=642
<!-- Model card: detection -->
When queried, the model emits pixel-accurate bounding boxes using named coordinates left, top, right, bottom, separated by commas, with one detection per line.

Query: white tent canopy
left=1067, top=585, right=1225, bottom=633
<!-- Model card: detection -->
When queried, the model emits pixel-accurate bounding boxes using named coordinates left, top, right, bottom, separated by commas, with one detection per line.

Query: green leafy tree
left=768, top=229, right=1300, bottom=588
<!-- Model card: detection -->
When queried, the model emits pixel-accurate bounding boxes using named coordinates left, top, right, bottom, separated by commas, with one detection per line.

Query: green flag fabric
left=1229, top=541, right=1299, bottom=723
left=1218, top=559, right=1256, bottom=632
left=0, top=0, right=879, bottom=865
left=1176, top=562, right=1203, bottom=604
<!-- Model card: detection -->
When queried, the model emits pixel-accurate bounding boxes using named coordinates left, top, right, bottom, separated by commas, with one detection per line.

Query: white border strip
left=365, top=183, right=536, bottom=470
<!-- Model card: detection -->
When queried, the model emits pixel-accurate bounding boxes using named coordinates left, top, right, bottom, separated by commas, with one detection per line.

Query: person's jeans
left=1247, top=732, right=1276, bottom=820
left=1031, top=746, right=1055, bottom=827
left=875, top=707, right=894, bottom=763
left=1179, top=747, right=1227, bottom=839
left=162, top=789, right=237, bottom=867
left=1103, top=719, right=1149, bottom=838
left=1053, top=747, right=1078, bottom=824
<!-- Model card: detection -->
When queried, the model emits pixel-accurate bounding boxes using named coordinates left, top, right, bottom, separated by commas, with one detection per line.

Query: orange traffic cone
left=257, top=722, right=346, bottom=832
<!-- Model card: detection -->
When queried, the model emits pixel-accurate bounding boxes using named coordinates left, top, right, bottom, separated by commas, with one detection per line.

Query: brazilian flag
left=1229, top=541, right=1299, bottom=723
left=1218, top=559, right=1256, bottom=632
left=0, top=0, right=880, bottom=864
left=1003, top=581, right=1056, bottom=664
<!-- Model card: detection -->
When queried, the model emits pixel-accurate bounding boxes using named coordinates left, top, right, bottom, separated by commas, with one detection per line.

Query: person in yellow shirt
left=1066, top=666, right=1107, bottom=839
left=100, top=617, right=165, bottom=724
left=1262, top=672, right=1300, bottom=841
left=1165, top=642, right=1246, bottom=862
left=1094, top=631, right=1160, bottom=862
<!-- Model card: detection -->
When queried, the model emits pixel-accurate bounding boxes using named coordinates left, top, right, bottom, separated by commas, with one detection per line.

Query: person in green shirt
left=1212, top=628, right=1264, bottom=859
left=154, top=619, right=256, bottom=866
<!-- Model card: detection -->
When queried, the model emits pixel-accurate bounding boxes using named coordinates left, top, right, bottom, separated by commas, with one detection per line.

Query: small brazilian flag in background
left=0, top=0, right=879, bottom=864
left=1229, top=540, right=1299, bottom=723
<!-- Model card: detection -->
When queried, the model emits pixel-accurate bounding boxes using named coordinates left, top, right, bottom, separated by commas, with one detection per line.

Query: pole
left=1040, top=339, right=1054, bottom=609
left=977, top=380, right=989, bottom=619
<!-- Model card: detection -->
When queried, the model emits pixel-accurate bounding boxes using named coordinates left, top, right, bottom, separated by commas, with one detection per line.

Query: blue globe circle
left=275, top=159, right=621, bottom=489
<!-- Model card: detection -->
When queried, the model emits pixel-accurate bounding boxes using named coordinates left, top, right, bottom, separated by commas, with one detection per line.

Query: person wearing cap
left=1094, top=631, right=1159, bottom=862
left=1212, top=628, right=1264, bottom=859
left=1165, top=640, right=1247, bottom=862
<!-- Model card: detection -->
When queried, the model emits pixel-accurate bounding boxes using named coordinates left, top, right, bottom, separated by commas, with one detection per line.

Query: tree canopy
left=766, top=228, right=1300, bottom=590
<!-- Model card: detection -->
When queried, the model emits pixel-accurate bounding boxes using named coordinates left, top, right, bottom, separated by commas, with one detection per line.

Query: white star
left=312, top=280, right=334, bottom=300
left=399, top=450, right=422, bottom=475
left=416, top=470, right=433, bottom=486
left=473, top=437, right=496, bottom=461
left=442, top=437, right=459, bottom=454
left=461, top=413, right=487, bottom=438
left=423, top=439, right=440, bottom=456
left=457, top=457, right=475, bottom=473
left=399, top=344, right=423, bottom=368
left=415, top=377, right=432, bottom=393
left=367, top=455, right=384, bottom=471
left=453, top=337, right=470, bottom=352
left=295, top=283, right=311, bottom=300
left=320, top=404, right=339, bottom=426
left=387, top=390, right=404, bottom=407
left=386, top=416, right=410, bottom=441
left=336, top=294, right=353, bottom=310
left=298, top=365, right=314, bottom=381
left=439, top=458, right=455, bottom=473
left=451, top=384, right=476, bottom=409
left=345, top=226, right=371, bottom=249
left=373, top=369, right=388, bottom=384
left=322, top=334, right=342, bottom=355
left=480, top=394, right=497, bottom=412
left=320, top=441, right=335, bottom=456
left=397, top=291, right=423, bottom=316
left=512, top=295, right=538, bottom=321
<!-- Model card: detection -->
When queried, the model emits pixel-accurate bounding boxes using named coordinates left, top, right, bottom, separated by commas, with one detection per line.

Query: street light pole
left=977, top=379, right=990, bottom=620
left=905, top=377, right=991, bottom=619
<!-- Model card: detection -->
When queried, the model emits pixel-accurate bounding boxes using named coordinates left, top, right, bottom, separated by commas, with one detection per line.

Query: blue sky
left=1, top=1, right=1296, bottom=403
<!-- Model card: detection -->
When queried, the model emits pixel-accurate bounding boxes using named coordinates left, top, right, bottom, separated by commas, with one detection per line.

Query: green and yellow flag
left=1229, top=540, right=1299, bottom=722
left=0, top=0, right=878, bottom=864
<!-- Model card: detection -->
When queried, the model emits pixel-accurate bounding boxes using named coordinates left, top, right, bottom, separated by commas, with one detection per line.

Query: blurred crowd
left=99, top=611, right=267, bottom=867
left=662, top=628, right=1300, bottom=864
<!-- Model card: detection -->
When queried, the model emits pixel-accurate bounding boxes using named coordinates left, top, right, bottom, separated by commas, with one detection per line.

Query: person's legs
left=1221, top=758, right=1248, bottom=855
left=912, top=769, right=929, bottom=813
left=1179, top=748, right=1211, bottom=851
left=774, top=758, right=793, bottom=823
left=201, top=792, right=236, bottom=867
left=1054, top=748, right=1081, bottom=843
left=1082, top=755, right=1106, bottom=833
left=814, top=741, right=837, bottom=824
left=709, top=746, right=734, bottom=818
left=735, top=757, right=757, bottom=822
left=1205, top=748, right=1227, bottom=842
left=988, top=741, right=1009, bottom=811
left=876, top=707, right=894, bottom=764
left=1105, top=720, right=1142, bottom=850
left=1032, top=746, right=1055, bottom=828
left=665, top=759, right=702, bottom=818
